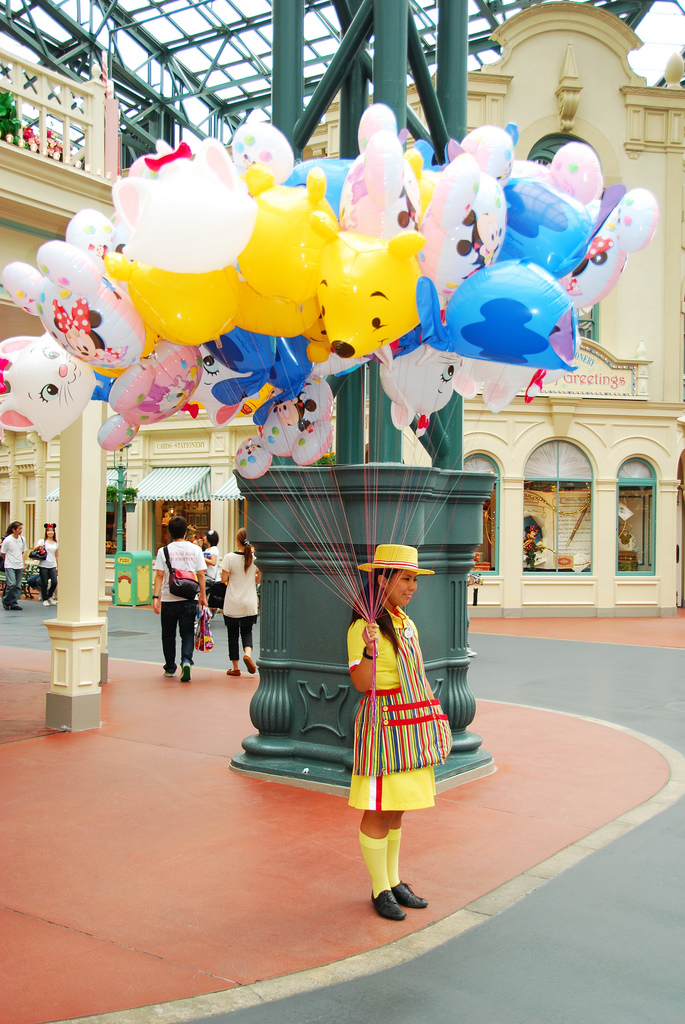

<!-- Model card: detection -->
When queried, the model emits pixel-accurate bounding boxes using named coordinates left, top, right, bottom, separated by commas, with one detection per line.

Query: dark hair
left=236, top=527, right=254, bottom=571
left=44, top=523, right=57, bottom=541
left=168, top=516, right=188, bottom=540
left=349, top=569, right=399, bottom=654
left=206, top=530, right=219, bottom=547
left=5, top=521, right=23, bottom=537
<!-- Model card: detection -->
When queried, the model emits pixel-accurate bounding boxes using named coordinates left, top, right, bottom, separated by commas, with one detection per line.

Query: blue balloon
left=286, top=158, right=353, bottom=216
left=255, top=335, right=312, bottom=426
left=416, top=263, right=576, bottom=370
left=91, top=372, right=114, bottom=402
left=500, top=176, right=594, bottom=278
left=205, top=329, right=275, bottom=407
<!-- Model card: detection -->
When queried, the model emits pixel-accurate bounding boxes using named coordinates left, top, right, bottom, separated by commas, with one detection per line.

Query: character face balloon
left=235, top=436, right=273, bottom=479
left=419, top=153, right=506, bottom=308
left=379, top=344, right=458, bottom=430
left=112, top=138, right=257, bottom=274
left=2, top=241, right=147, bottom=370
left=315, top=227, right=425, bottom=359
left=0, top=333, right=95, bottom=441
left=339, top=130, right=421, bottom=240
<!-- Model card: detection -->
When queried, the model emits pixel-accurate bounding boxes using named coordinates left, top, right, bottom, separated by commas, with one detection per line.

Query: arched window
left=464, top=455, right=499, bottom=573
left=617, top=459, right=655, bottom=574
left=523, top=442, right=592, bottom=573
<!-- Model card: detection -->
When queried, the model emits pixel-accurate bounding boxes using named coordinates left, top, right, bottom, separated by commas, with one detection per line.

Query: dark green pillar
left=272, top=0, right=304, bottom=156
left=368, top=0, right=408, bottom=462
left=372, top=0, right=408, bottom=129
left=335, top=369, right=365, bottom=465
left=436, top=0, right=469, bottom=140
left=430, top=0, right=469, bottom=470
left=335, top=0, right=368, bottom=466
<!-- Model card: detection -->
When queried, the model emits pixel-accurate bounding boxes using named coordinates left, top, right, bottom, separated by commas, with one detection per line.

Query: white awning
left=136, top=466, right=211, bottom=502
left=210, top=475, right=243, bottom=501
left=46, top=469, right=119, bottom=501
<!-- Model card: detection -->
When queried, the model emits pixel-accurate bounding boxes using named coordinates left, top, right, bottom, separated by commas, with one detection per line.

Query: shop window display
left=523, top=442, right=592, bottom=573
left=464, top=455, right=498, bottom=573
left=617, top=460, right=655, bottom=574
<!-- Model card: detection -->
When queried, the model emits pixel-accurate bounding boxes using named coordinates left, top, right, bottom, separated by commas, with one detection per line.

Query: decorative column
left=45, top=403, right=106, bottom=731
left=28, top=432, right=46, bottom=539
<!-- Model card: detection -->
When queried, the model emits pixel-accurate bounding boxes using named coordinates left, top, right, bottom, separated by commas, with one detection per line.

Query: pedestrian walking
left=204, top=530, right=220, bottom=583
left=220, top=527, right=260, bottom=676
left=38, top=523, right=58, bottom=606
left=1, top=521, right=27, bottom=611
left=152, top=516, right=208, bottom=682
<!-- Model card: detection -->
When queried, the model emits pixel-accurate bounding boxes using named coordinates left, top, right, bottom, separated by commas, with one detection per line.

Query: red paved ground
left=0, top=645, right=670, bottom=1024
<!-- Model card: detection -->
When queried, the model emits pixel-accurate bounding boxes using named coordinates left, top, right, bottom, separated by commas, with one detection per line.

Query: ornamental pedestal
left=230, top=465, right=495, bottom=793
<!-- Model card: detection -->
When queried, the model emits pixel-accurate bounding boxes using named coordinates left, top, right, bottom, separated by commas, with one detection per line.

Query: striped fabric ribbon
left=352, top=615, right=452, bottom=777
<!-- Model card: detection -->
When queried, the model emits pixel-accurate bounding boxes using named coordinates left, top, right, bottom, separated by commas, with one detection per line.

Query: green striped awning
left=136, top=466, right=211, bottom=502
left=46, top=469, right=119, bottom=501
left=210, top=475, right=243, bottom=501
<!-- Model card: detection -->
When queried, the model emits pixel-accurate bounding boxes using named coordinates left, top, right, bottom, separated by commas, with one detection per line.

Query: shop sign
left=153, top=439, right=209, bottom=453
left=540, top=342, right=647, bottom=400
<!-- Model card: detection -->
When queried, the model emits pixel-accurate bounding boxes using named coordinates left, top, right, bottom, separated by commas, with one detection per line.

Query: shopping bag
left=195, top=606, right=214, bottom=652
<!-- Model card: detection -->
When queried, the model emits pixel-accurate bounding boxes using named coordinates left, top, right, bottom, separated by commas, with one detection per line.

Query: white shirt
left=220, top=551, right=259, bottom=617
left=154, top=541, right=206, bottom=602
left=204, top=546, right=220, bottom=582
left=42, top=540, right=58, bottom=569
left=1, top=533, right=27, bottom=569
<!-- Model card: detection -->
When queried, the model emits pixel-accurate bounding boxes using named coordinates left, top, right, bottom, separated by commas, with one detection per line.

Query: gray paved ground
left=0, top=599, right=260, bottom=672
left=186, top=634, right=685, bottom=1024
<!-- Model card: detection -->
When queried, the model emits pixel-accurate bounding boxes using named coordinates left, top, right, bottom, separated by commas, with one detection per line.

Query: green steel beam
left=368, top=362, right=402, bottom=463
left=334, top=369, right=366, bottom=465
left=272, top=0, right=304, bottom=154
left=407, top=9, right=450, bottom=161
left=293, top=0, right=373, bottom=152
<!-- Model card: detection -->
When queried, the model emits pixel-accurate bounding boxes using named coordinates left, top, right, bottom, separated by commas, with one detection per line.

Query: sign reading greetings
left=540, top=342, right=648, bottom=400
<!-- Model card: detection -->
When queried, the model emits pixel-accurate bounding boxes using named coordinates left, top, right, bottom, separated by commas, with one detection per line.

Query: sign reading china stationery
left=540, top=342, right=647, bottom=400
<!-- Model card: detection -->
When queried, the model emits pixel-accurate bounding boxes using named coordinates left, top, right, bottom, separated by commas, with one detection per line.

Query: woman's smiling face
left=382, top=570, right=418, bottom=609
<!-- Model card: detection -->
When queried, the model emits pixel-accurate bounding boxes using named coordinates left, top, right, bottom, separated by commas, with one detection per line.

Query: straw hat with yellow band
left=357, top=543, right=434, bottom=575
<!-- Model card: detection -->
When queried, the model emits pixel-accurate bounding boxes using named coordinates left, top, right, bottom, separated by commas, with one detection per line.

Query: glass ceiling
left=0, top=0, right=681, bottom=165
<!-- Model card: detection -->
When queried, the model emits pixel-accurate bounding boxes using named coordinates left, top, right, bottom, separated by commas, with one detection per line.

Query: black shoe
left=372, top=889, right=406, bottom=921
left=392, top=881, right=428, bottom=909
left=8, top=605, right=23, bottom=611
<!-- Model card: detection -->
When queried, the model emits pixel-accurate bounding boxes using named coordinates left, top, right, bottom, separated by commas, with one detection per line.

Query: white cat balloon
left=0, top=333, right=95, bottom=441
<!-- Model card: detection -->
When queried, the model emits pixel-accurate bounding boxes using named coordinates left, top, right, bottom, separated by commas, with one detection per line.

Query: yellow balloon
left=315, top=229, right=425, bottom=359
left=238, top=166, right=337, bottom=306
left=237, top=383, right=276, bottom=417
left=104, top=254, right=240, bottom=346
left=235, top=279, right=320, bottom=337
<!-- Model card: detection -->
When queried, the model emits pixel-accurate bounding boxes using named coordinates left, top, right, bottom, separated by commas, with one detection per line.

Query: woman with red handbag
left=38, top=523, right=58, bottom=606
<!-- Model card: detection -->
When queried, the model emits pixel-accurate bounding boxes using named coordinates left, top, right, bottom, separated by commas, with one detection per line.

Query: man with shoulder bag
left=152, top=516, right=208, bottom=682
left=1, top=521, right=27, bottom=611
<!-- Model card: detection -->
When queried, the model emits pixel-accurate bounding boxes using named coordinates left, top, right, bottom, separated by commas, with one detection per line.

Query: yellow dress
left=347, top=613, right=436, bottom=811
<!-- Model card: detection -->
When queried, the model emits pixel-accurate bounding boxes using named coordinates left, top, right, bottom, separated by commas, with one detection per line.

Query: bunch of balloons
left=0, top=104, right=658, bottom=470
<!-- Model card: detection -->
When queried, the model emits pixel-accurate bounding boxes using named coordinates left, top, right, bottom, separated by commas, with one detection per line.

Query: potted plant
left=106, top=485, right=118, bottom=512
left=123, top=486, right=137, bottom=513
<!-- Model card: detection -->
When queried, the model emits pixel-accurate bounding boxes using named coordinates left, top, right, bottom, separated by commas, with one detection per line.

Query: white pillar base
left=44, top=618, right=105, bottom=731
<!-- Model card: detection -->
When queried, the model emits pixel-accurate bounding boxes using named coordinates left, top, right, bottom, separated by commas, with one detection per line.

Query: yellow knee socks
left=359, top=831, right=390, bottom=898
left=386, top=827, right=402, bottom=888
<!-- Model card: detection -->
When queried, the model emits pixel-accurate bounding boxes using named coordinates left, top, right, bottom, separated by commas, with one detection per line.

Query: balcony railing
left=0, top=48, right=117, bottom=179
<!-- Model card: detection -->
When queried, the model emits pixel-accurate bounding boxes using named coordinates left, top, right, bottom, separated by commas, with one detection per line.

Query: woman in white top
left=204, top=530, right=220, bottom=583
left=39, top=523, right=59, bottom=605
left=220, top=527, right=261, bottom=676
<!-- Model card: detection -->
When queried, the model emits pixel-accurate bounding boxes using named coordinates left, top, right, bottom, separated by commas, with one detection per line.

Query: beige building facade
left=2, top=2, right=685, bottom=614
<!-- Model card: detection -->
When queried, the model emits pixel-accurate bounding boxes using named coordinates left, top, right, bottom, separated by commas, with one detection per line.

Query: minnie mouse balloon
left=2, top=241, right=147, bottom=370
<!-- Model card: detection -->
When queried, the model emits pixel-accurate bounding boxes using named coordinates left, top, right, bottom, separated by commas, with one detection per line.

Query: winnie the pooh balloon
left=0, top=333, right=95, bottom=441
left=313, top=221, right=425, bottom=359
